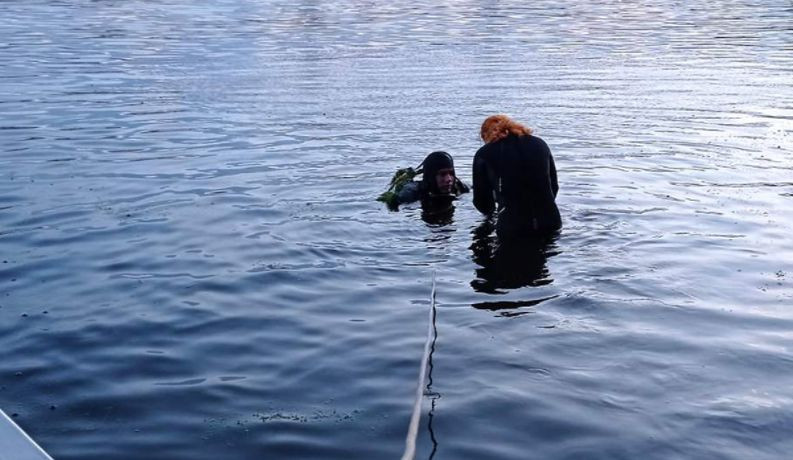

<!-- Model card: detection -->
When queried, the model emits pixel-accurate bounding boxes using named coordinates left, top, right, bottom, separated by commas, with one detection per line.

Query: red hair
left=480, top=114, right=532, bottom=144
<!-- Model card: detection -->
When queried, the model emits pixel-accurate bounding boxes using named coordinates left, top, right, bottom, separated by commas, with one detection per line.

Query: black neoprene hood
left=420, top=151, right=455, bottom=192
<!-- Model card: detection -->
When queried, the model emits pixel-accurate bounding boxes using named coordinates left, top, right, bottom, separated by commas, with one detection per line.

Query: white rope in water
left=401, top=272, right=437, bottom=460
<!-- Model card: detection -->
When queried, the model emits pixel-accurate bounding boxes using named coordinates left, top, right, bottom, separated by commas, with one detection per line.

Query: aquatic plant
left=376, top=166, right=421, bottom=209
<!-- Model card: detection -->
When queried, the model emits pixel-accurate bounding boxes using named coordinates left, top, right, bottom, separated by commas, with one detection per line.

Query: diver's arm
left=473, top=150, right=495, bottom=214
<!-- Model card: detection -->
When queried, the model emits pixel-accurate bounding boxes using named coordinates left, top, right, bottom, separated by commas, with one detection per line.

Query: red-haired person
left=473, top=115, right=561, bottom=239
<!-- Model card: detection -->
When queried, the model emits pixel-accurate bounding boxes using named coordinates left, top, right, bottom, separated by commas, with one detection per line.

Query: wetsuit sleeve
left=395, top=181, right=421, bottom=204
left=473, top=149, right=495, bottom=214
left=549, top=152, right=559, bottom=198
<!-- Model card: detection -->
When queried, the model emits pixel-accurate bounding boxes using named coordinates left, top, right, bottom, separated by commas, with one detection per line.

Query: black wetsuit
left=473, top=134, right=561, bottom=239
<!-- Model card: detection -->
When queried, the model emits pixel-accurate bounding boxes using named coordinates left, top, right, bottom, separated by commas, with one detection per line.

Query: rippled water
left=1, top=1, right=792, bottom=459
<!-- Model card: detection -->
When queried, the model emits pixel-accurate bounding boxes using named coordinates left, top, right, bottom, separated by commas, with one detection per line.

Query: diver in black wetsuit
left=473, top=115, right=561, bottom=239
left=395, top=151, right=469, bottom=207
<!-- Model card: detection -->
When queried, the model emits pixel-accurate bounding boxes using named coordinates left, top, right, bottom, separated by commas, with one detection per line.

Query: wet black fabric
left=473, top=134, right=561, bottom=238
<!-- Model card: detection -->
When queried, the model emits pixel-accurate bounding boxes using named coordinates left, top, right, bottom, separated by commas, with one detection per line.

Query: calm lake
left=1, top=1, right=792, bottom=458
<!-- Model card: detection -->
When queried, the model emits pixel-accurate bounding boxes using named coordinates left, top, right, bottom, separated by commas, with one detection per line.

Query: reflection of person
left=470, top=218, right=557, bottom=295
left=420, top=202, right=455, bottom=226
left=473, top=115, right=561, bottom=239
left=396, top=151, right=469, bottom=206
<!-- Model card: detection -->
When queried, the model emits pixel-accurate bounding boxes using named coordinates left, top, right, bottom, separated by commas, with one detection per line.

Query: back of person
left=473, top=115, right=561, bottom=239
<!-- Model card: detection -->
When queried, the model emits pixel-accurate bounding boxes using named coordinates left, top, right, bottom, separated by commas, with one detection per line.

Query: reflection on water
left=425, top=288, right=441, bottom=460
left=470, top=217, right=560, bottom=296
left=387, top=195, right=459, bottom=226
left=1, top=0, right=792, bottom=459
left=421, top=199, right=457, bottom=227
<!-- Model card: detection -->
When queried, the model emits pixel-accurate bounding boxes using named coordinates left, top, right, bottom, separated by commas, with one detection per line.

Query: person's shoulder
left=396, top=181, right=422, bottom=204
left=521, top=134, right=551, bottom=153
left=526, top=134, right=549, bottom=147
left=474, top=143, right=495, bottom=159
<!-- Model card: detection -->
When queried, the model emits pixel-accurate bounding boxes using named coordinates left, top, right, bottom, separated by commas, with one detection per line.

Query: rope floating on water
left=401, top=272, right=437, bottom=460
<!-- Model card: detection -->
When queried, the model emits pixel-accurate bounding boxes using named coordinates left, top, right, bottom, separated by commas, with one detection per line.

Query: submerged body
left=473, top=133, right=561, bottom=239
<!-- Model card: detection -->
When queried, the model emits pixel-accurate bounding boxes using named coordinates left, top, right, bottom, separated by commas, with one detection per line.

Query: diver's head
left=421, top=151, right=456, bottom=195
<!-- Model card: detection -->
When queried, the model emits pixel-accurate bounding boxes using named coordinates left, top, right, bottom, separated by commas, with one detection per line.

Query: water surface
left=1, top=1, right=792, bottom=458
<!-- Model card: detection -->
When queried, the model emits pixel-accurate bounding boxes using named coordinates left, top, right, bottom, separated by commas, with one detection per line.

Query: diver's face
left=435, top=168, right=455, bottom=194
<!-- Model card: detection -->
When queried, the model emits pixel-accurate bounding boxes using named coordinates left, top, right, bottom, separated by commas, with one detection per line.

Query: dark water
left=2, top=1, right=792, bottom=458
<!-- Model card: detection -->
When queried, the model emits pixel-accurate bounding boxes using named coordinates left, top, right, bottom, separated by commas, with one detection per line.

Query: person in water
left=473, top=114, right=561, bottom=239
left=393, top=151, right=469, bottom=206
